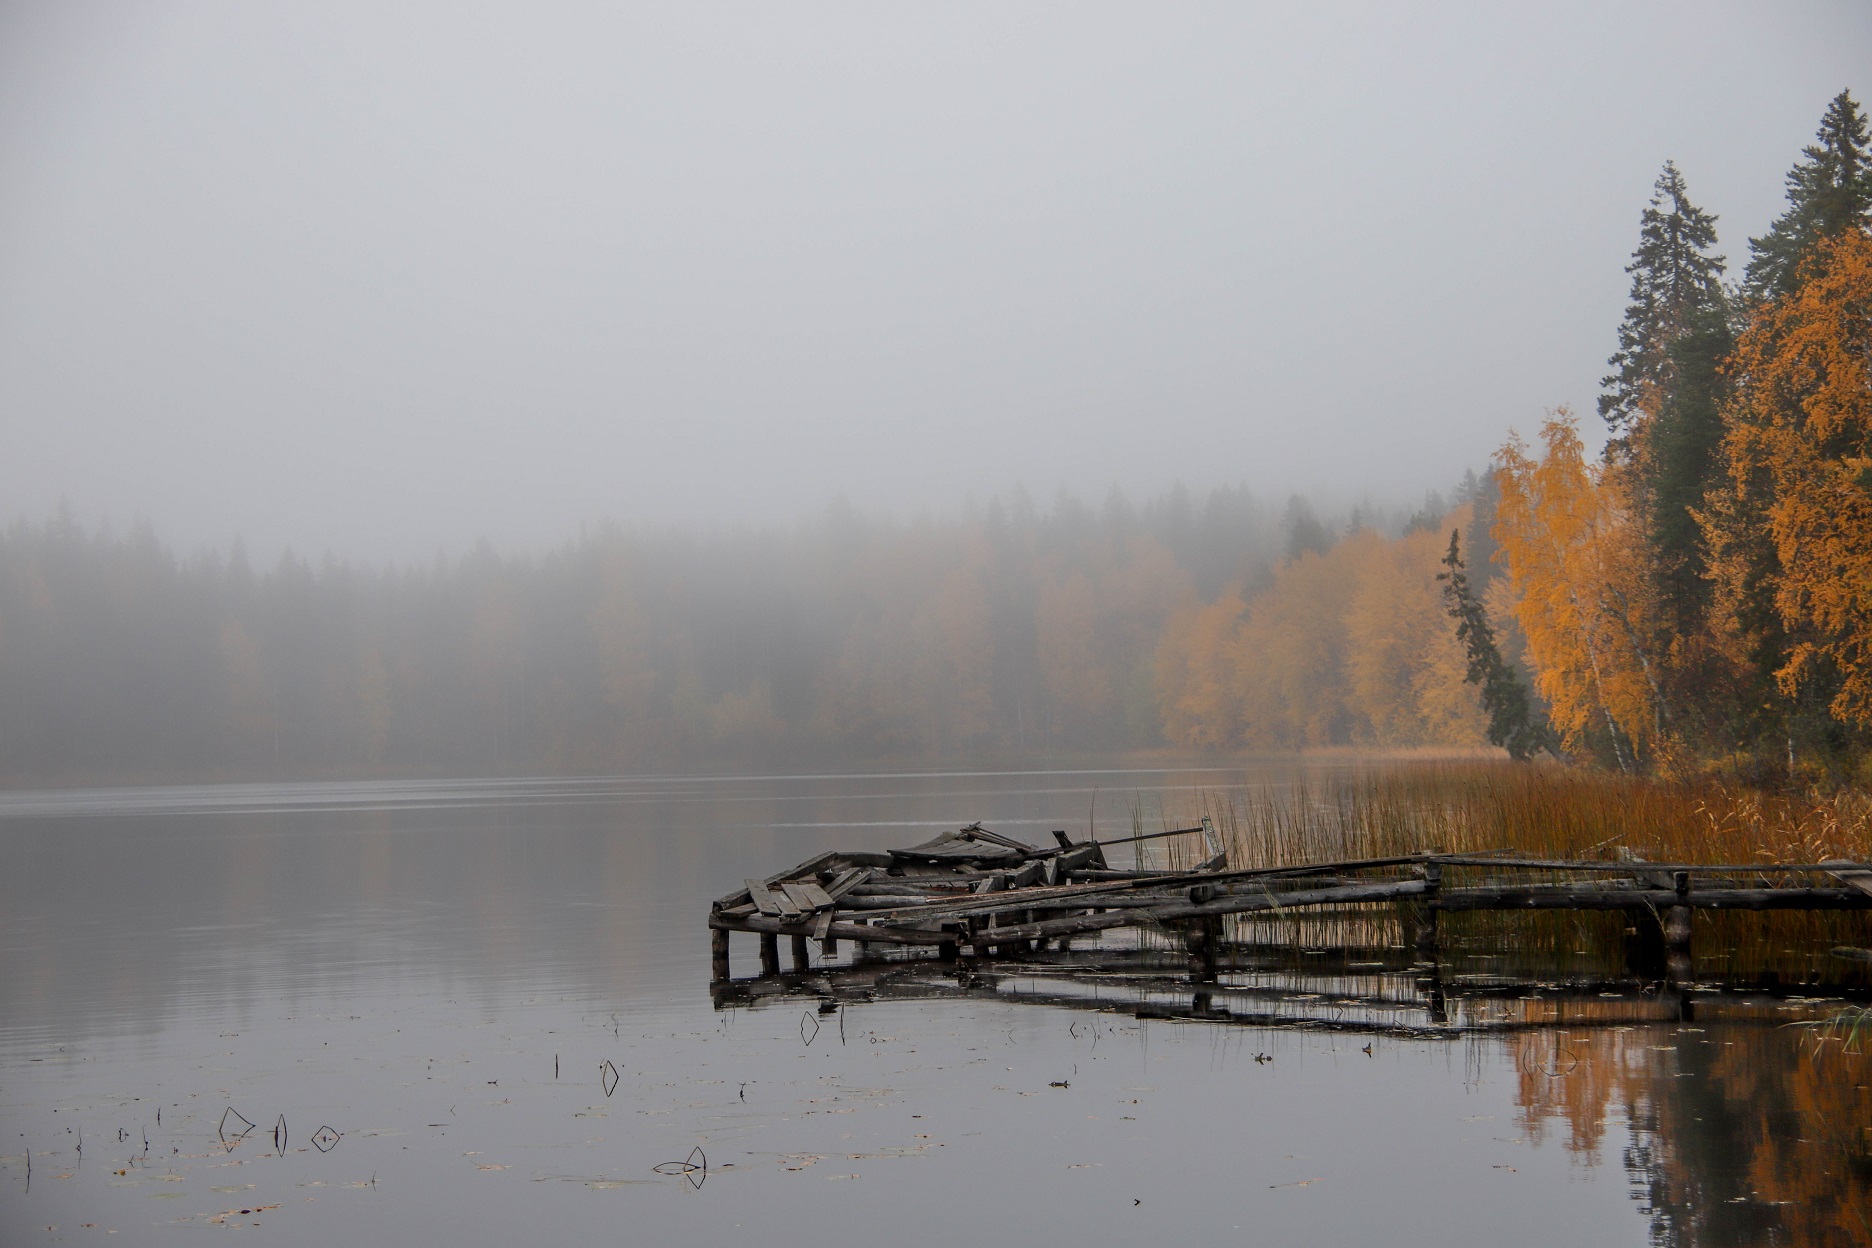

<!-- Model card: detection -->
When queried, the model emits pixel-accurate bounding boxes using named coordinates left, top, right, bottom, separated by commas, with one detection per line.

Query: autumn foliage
left=1710, top=229, right=1872, bottom=728
left=1154, top=521, right=1488, bottom=751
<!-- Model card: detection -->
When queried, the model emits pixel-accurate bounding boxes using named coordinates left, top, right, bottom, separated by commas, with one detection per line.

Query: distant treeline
left=0, top=487, right=1434, bottom=780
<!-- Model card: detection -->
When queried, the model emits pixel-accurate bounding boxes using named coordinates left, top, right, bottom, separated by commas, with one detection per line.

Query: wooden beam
left=711, top=912, right=952, bottom=946
left=746, top=880, right=784, bottom=917
left=1435, top=886, right=1872, bottom=911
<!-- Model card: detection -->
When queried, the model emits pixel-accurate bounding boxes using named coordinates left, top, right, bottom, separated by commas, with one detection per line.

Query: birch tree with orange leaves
left=1705, top=228, right=1872, bottom=730
left=1492, top=411, right=1673, bottom=769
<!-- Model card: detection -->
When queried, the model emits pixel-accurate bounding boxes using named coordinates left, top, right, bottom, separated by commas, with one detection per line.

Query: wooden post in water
left=1665, top=870, right=1693, bottom=983
left=938, top=924, right=961, bottom=961
left=710, top=928, right=731, bottom=981
left=790, top=934, right=810, bottom=972
left=1412, top=862, right=1441, bottom=959
left=759, top=931, right=780, bottom=976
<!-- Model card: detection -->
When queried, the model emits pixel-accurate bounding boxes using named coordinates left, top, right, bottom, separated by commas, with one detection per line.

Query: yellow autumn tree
left=1345, top=518, right=1490, bottom=746
left=1706, top=228, right=1872, bottom=728
left=1493, top=411, right=1673, bottom=768
left=1155, top=522, right=1488, bottom=750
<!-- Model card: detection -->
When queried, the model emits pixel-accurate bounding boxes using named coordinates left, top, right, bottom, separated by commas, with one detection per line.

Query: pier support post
left=710, top=928, right=731, bottom=981
left=759, top=932, right=780, bottom=976
left=1664, top=870, right=1693, bottom=983
left=1412, top=863, right=1441, bottom=960
left=1185, top=921, right=1217, bottom=976
left=790, top=934, right=810, bottom=972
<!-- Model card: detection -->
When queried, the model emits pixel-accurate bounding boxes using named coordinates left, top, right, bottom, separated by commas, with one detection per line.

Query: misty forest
left=10, top=10, right=1872, bottom=1248
left=6, top=92, right=1870, bottom=787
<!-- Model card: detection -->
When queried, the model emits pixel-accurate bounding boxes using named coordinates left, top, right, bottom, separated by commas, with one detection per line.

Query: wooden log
left=1664, top=871, right=1693, bottom=951
left=711, top=928, right=730, bottom=981
left=759, top=932, right=780, bottom=975
left=957, top=878, right=1430, bottom=945
left=822, top=867, right=872, bottom=901
left=1436, top=854, right=1847, bottom=875
left=845, top=882, right=953, bottom=896
left=790, top=934, right=810, bottom=972
left=711, top=912, right=949, bottom=946
left=839, top=894, right=941, bottom=909
left=1413, top=863, right=1441, bottom=956
left=1435, top=886, right=1872, bottom=911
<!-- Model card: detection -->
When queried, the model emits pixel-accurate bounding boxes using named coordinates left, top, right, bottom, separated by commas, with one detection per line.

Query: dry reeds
left=1130, top=760, right=1872, bottom=973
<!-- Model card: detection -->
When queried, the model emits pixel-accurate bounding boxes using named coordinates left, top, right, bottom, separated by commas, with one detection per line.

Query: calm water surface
left=2, top=765, right=1867, bottom=1245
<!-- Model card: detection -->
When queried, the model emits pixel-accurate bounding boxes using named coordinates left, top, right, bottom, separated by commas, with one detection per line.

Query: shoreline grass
left=1128, top=761, right=1872, bottom=975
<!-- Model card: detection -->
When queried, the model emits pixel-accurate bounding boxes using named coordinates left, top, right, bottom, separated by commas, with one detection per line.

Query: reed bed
left=1128, top=761, right=1872, bottom=975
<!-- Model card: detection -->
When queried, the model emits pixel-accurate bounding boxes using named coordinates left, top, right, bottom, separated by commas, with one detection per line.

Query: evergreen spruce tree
left=1599, top=161, right=1727, bottom=442
left=1744, top=89, right=1872, bottom=300
left=1598, top=162, right=1731, bottom=640
left=1438, top=530, right=1550, bottom=760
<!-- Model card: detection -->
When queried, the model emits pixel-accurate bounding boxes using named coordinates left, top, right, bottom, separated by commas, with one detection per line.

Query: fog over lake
left=6, top=9, right=1872, bottom=1247
left=1, top=2, right=1866, bottom=560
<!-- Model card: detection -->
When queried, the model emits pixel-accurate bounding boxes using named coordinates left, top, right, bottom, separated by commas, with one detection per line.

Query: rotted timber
left=707, top=824, right=1872, bottom=982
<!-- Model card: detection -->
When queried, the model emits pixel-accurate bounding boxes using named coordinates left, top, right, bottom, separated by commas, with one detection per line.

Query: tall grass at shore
left=1135, top=761, right=1872, bottom=972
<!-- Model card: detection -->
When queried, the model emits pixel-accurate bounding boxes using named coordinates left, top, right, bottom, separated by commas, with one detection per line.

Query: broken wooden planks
left=708, top=828, right=1872, bottom=981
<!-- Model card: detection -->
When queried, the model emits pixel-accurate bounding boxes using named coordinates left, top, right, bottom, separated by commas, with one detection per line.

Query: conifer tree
left=1600, top=161, right=1728, bottom=442
left=1745, top=90, right=1872, bottom=300
left=1598, top=162, right=1732, bottom=666
left=1438, top=530, right=1549, bottom=760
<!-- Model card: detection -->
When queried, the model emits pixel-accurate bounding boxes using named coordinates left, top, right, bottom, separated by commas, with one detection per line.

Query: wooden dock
left=710, top=821, right=1872, bottom=981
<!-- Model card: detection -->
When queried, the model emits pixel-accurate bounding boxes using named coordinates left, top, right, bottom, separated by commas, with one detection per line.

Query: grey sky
left=2, top=2, right=1866, bottom=562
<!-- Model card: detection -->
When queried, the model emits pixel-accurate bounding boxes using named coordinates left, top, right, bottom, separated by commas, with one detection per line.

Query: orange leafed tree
left=1154, top=524, right=1487, bottom=750
left=1492, top=411, right=1672, bottom=768
left=1706, top=228, right=1872, bottom=728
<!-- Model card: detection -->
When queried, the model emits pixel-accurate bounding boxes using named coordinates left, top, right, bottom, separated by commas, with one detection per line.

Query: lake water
left=3, top=764, right=1869, bottom=1245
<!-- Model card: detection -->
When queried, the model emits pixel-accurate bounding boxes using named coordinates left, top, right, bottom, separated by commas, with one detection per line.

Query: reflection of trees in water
left=1507, top=1011, right=1872, bottom=1246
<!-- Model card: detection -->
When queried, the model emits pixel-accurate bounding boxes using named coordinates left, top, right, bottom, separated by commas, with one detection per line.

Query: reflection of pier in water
left=710, top=944, right=1866, bottom=1037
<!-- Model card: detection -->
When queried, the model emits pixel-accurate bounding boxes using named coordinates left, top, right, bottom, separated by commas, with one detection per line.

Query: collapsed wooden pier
left=708, top=821, right=1872, bottom=980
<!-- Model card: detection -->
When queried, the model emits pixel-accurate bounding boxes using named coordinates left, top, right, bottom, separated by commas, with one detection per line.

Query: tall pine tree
left=1599, top=162, right=1731, bottom=649
left=1745, top=89, right=1872, bottom=300
left=1600, top=161, right=1727, bottom=442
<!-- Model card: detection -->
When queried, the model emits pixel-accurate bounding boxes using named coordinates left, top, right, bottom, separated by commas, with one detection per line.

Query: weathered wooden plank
left=796, top=881, right=836, bottom=910
left=1823, top=860, right=1872, bottom=897
left=962, top=879, right=1430, bottom=946
left=712, top=912, right=949, bottom=946
left=812, top=910, right=835, bottom=942
left=746, top=879, right=784, bottom=917
left=822, top=868, right=871, bottom=901
left=858, top=874, right=1373, bottom=924
left=772, top=885, right=808, bottom=918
